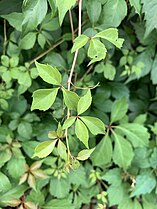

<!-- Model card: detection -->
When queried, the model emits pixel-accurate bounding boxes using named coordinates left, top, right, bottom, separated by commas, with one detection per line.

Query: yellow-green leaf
left=32, top=140, right=57, bottom=158
left=77, top=89, right=92, bottom=115
left=35, top=62, right=62, bottom=85
left=71, top=34, right=89, bottom=53
left=77, top=148, right=95, bottom=161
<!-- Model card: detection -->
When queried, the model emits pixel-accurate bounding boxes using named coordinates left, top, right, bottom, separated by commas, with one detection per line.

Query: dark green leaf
left=19, top=32, right=36, bottom=49
left=112, top=132, right=134, bottom=169
left=91, top=135, right=112, bottom=166
left=56, top=0, right=76, bottom=25
left=86, top=0, right=101, bottom=23
left=22, top=0, right=47, bottom=35
left=111, top=97, right=128, bottom=123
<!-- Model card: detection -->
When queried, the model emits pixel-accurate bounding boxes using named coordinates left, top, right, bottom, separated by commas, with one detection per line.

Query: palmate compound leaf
left=116, top=123, right=149, bottom=147
left=62, top=89, right=80, bottom=111
left=142, top=0, right=157, bottom=37
left=80, top=116, right=105, bottom=135
left=71, top=34, right=89, bottom=53
left=77, top=148, right=95, bottom=161
left=56, top=0, right=76, bottom=25
left=112, top=131, right=134, bottom=169
left=91, top=134, right=113, bottom=166
left=35, top=62, right=62, bottom=85
left=77, top=89, right=92, bottom=115
left=31, top=88, right=59, bottom=111
left=32, top=140, right=57, bottom=158
left=75, top=119, right=89, bottom=148
left=130, top=171, right=156, bottom=197
left=94, top=28, right=124, bottom=49
left=87, top=39, right=107, bottom=65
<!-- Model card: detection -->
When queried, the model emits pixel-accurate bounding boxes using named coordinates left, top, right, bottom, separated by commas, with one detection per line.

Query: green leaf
left=18, top=121, right=32, bottom=139
left=68, top=166, right=86, bottom=186
left=101, top=168, right=122, bottom=186
left=80, top=116, right=105, bottom=135
left=86, top=0, right=101, bottom=23
left=77, top=89, right=92, bottom=115
left=111, top=97, right=128, bottom=123
left=88, top=39, right=107, bottom=65
left=94, top=28, right=124, bottom=49
left=31, top=88, right=59, bottom=111
left=1, top=12, right=23, bottom=31
left=35, top=62, right=62, bottom=85
left=19, top=32, right=36, bottom=49
left=32, top=140, right=57, bottom=158
left=62, top=117, right=76, bottom=129
left=7, top=157, right=26, bottom=179
left=75, top=119, right=89, bottom=148
left=62, top=89, right=80, bottom=111
left=71, top=34, right=89, bottom=53
left=116, top=123, right=149, bottom=147
left=22, top=0, right=48, bottom=35
left=43, top=198, right=74, bottom=209
left=77, top=148, right=95, bottom=161
left=0, top=150, right=12, bottom=168
left=103, top=63, right=116, bottom=80
left=142, top=0, right=157, bottom=37
left=129, top=0, right=141, bottom=15
left=130, top=171, right=156, bottom=197
left=56, top=0, right=76, bottom=25
left=57, top=140, right=67, bottom=161
left=149, top=148, right=157, bottom=168
left=112, top=132, right=134, bottom=169
left=151, top=53, right=157, bottom=84
left=49, top=177, right=70, bottom=198
left=91, top=135, right=113, bottom=166
left=0, top=172, right=11, bottom=193
left=0, top=185, right=27, bottom=202
left=100, top=0, right=127, bottom=27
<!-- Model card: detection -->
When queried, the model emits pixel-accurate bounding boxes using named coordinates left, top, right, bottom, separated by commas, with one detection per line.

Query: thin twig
left=3, top=19, right=7, bottom=55
left=29, top=39, right=64, bottom=66
left=65, top=0, right=82, bottom=159
left=80, top=64, right=93, bottom=81
left=69, top=10, right=75, bottom=42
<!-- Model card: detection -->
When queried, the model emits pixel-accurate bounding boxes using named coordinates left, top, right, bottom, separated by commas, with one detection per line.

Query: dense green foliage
left=0, top=0, right=157, bottom=208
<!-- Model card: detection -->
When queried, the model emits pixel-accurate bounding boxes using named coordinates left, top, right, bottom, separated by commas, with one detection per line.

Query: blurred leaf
left=77, top=148, right=95, bottom=161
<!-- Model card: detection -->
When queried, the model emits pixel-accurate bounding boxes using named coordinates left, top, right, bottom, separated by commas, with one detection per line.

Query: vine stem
left=29, top=39, right=64, bottom=66
left=66, top=0, right=83, bottom=159
left=69, top=10, right=75, bottom=42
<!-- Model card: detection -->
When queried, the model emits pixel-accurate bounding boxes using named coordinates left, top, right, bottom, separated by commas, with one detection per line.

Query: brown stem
left=80, top=64, right=93, bottom=82
left=3, top=19, right=7, bottom=55
left=65, top=0, right=83, bottom=158
left=69, top=10, right=75, bottom=42
left=29, top=39, right=64, bottom=66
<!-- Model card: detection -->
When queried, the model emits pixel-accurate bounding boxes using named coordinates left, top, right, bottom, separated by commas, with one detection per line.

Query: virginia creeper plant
left=0, top=0, right=157, bottom=208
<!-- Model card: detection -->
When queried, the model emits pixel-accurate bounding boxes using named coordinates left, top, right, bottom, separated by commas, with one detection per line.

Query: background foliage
left=0, top=0, right=157, bottom=208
